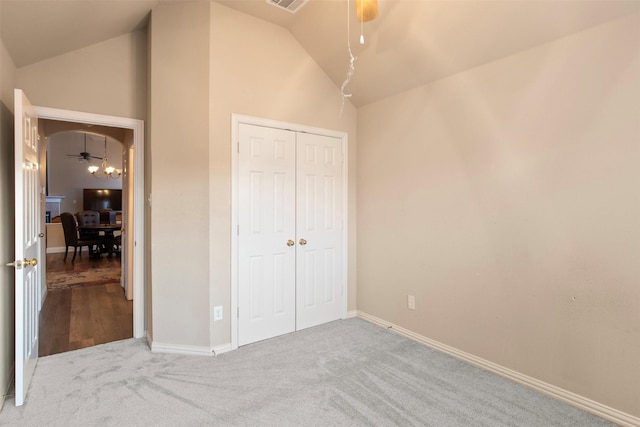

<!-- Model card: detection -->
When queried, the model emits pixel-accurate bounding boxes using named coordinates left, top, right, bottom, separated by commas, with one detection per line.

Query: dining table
left=77, top=223, right=122, bottom=257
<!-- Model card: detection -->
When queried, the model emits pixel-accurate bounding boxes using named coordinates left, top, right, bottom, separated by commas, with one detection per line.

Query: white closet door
left=295, top=132, right=344, bottom=330
left=238, top=124, right=297, bottom=346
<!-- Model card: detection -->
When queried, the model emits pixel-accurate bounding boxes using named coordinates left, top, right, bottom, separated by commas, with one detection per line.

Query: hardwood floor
left=39, top=253, right=133, bottom=357
left=46, top=250, right=121, bottom=272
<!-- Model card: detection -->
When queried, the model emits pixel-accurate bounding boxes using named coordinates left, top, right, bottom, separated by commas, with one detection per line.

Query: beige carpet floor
left=0, top=318, right=617, bottom=426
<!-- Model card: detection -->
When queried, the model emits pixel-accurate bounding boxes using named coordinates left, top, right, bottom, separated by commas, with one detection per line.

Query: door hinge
left=237, top=225, right=239, bottom=236
left=237, top=307, right=240, bottom=318
left=237, top=142, right=240, bottom=154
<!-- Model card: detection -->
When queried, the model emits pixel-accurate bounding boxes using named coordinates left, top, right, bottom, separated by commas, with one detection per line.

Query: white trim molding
left=150, top=341, right=214, bottom=357
left=345, top=310, right=358, bottom=319
left=357, top=311, right=640, bottom=427
left=0, top=365, right=13, bottom=413
left=33, top=105, right=145, bottom=339
left=212, top=343, right=233, bottom=356
left=45, top=247, right=66, bottom=254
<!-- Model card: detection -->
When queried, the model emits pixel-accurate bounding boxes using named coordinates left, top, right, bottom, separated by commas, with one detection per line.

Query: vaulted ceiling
left=2, top=0, right=638, bottom=107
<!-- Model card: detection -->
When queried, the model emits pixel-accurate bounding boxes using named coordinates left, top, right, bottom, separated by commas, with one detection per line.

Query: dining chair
left=75, top=211, right=101, bottom=239
left=99, top=210, right=117, bottom=224
left=60, top=212, right=103, bottom=262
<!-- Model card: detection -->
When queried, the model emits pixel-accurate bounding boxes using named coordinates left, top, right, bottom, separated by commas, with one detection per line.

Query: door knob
left=38, top=233, right=44, bottom=238
left=287, top=240, right=295, bottom=247
left=299, top=238, right=307, bottom=246
left=23, top=258, right=37, bottom=267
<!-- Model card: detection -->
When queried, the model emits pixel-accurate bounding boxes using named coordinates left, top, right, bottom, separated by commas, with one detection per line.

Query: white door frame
left=34, top=106, right=146, bottom=338
left=230, top=114, right=348, bottom=350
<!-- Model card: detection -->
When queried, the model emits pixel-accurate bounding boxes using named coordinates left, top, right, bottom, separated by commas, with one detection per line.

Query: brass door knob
left=299, top=239, right=307, bottom=246
left=23, top=258, right=37, bottom=267
left=38, top=233, right=45, bottom=238
left=287, top=240, right=295, bottom=247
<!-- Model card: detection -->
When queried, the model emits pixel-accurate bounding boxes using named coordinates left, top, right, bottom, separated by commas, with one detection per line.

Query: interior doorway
left=40, top=127, right=130, bottom=355
left=34, top=106, right=145, bottom=339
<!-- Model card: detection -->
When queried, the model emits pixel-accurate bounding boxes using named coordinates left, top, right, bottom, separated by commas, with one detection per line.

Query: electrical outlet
left=407, top=295, right=416, bottom=310
left=213, top=306, right=223, bottom=321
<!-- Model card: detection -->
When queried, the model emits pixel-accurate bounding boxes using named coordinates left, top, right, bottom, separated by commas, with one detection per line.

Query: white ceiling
left=2, top=0, right=639, bottom=107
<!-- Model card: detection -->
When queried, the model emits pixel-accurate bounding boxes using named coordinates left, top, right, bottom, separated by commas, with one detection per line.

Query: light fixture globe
left=356, top=0, right=378, bottom=22
left=87, top=135, right=121, bottom=179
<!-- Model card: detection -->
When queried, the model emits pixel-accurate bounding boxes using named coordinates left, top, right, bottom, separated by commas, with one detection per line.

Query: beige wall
left=0, top=35, right=16, bottom=410
left=16, top=30, right=147, bottom=120
left=357, top=13, right=640, bottom=417
left=147, top=1, right=358, bottom=349
left=14, top=26, right=149, bottom=337
left=45, top=223, right=64, bottom=250
left=0, top=0, right=635, bottom=419
left=208, top=2, right=358, bottom=346
left=149, top=2, right=212, bottom=348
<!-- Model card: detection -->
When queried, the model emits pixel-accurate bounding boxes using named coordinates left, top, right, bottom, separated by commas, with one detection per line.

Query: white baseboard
left=46, top=247, right=66, bottom=254
left=356, top=310, right=640, bottom=427
left=0, top=366, right=14, bottom=413
left=212, top=343, right=233, bottom=356
left=150, top=341, right=214, bottom=357
left=344, top=310, right=358, bottom=319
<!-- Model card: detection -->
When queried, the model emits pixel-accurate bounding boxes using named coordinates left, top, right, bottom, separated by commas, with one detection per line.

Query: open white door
left=121, top=136, right=134, bottom=300
left=13, top=89, right=41, bottom=406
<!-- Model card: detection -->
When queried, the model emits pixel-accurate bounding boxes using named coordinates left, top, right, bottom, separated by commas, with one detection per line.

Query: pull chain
left=340, top=0, right=357, bottom=118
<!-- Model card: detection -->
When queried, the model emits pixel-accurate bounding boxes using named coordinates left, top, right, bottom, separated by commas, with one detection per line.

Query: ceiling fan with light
left=66, top=133, right=101, bottom=162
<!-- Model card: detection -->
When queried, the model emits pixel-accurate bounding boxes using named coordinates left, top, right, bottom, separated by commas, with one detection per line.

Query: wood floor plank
left=40, top=253, right=132, bottom=356
left=49, top=291, right=72, bottom=356
left=68, top=338, right=95, bottom=351
left=38, top=290, right=62, bottom=356
left=106, top=283, right=133, bottom=339
left=91, top=286, right=107, bottom=341
left=40, top=290, right=73, bottom=357
left=69, top=287, right=93, bottom=343
left=93, top=285, right=115, bottom=345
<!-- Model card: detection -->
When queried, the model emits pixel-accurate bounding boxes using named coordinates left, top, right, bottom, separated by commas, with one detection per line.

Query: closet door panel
left=296, top=133, right=344, bottom=330
left=238, top=124, right=296, bottom=346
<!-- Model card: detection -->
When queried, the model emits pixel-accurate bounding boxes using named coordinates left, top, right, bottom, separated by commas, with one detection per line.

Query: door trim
left=33, top=106, right=145, bottom=339
left=230, top=114, right=348, bottom=350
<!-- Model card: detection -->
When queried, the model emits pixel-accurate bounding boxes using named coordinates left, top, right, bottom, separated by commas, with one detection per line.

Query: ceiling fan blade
left=64, top=135, right=103, bottom=161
